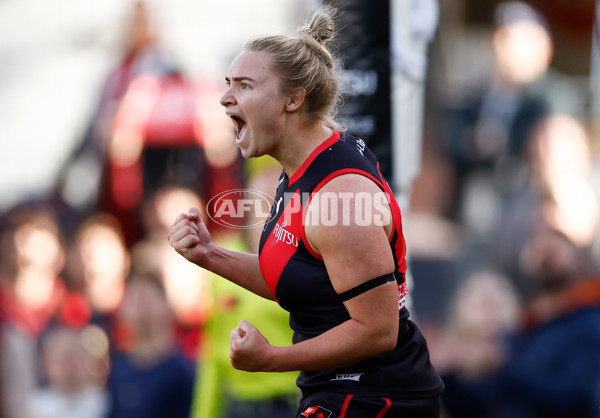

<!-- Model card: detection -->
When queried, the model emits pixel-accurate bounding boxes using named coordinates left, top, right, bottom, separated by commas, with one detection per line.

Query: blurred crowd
left=1, top=1, right=599, bottom=418
left=0, top=2, right=297, bottom=418
left=407, top=1, right=600, bottom=417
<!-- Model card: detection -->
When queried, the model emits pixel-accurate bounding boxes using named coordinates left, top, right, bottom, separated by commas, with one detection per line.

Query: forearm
left=205, top=245, right=274, bottom=300
left=265, top=317, right=397, bottom=372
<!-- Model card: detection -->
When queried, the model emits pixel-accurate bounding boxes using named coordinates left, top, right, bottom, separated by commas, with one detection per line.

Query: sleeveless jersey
left=258, top=131, right=444, bottom=399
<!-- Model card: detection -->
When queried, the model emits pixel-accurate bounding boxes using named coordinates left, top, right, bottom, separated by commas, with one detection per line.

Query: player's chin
left=238, top=144, right=261, bottom=159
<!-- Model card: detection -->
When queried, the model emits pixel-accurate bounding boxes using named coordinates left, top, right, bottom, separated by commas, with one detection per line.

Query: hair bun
left=302, top=7, right=335, bottom=44
left=302, top=24, right=322, bottom=43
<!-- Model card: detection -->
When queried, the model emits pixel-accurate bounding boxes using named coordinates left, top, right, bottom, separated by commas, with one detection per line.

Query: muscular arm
left=230, top=174, right=400, bottom=371
left=168, top=208, right=274, bottom=300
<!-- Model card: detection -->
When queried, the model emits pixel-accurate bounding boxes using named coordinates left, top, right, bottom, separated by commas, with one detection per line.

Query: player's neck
left=273, top=120, right=333, bottom=178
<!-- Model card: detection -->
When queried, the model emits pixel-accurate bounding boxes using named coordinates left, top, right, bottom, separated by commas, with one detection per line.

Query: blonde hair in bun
left=244, top=6, right=343, bottom=129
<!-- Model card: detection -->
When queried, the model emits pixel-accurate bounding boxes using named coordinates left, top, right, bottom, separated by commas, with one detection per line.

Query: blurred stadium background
left=0, top=0, right=307, bottom=211
left=1, top=0, right=599, bottom=417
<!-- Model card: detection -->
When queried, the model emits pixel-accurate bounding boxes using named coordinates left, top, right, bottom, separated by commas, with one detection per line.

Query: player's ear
left=285, top=87, right=306, bottom=112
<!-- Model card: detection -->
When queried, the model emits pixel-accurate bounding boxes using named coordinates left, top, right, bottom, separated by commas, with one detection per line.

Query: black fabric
left=339, top=273, right=396, bottom=302
left=297, top=391, right=441, bottom=418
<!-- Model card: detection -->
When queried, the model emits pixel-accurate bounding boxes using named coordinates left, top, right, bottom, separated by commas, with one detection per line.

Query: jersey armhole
left=299, top=168, right=395, bottom=261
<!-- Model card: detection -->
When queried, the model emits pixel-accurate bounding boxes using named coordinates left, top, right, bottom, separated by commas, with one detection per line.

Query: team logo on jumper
left=274, top=196, right=283, bottom=213
left=398, top=282, right=408, bottom=310
left=300, top=405, right=332, bottom=418
left=330, top=373, right=363, bottom=382
left=263, top=196, right=283, bottom=230
left=356, top=138, right=366, bottom=156
left=272, top=221, right=298, bottom=247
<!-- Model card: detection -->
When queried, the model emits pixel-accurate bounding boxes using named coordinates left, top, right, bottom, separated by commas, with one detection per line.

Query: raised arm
left=167, top=207, right=274, bottom=300
left=229, top=174, right=400, bottom=371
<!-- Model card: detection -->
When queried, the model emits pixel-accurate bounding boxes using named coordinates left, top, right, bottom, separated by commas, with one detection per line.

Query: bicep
left=317, top=220, right=398, bottom=330
left=304, top=174, right=400, bottom=339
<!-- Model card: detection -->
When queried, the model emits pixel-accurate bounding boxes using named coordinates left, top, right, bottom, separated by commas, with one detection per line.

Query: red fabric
left=113, top=73, right=202, bottom=149
left=99, top=159, right=143, bottom=246
left=143, top=74, right=202, bottom=147
left=0, top=278, right=67, bottom=337
left=101, top=73, right=203, bottom=245
left=339, top=394, right=354, bottom=418
left=60, top=292, right=92, bottom=328
left=376, top=398, right=392, bottom=418
left=204, top=159, right=245, bottom=232
left=288, top=131, right=340, bottom=186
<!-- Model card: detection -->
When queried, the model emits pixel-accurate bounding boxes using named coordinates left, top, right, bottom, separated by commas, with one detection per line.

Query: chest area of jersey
left=259, top=188, right=305, bottom=292
left=258, top=188, right=337, bottom=305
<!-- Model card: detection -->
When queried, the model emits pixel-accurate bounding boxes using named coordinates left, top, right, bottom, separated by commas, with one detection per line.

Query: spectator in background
left=404, top=132, right=463, bottom=345
left=132, top=184, right=213, bottom=361
left=440, top=270, right=520, bottom=418
left=65, top=213, right=131, bottom=348
left=137, top=183, right=208, bottom=241
left=492, top=226, right=600, bottom=417
left=439, top=1, right=552, bottom=238
left=494, top=114, right=599, bottom=298
left=526, top=116, right=598, bottom=249
left=105, top=273, right=194, bottom=418
left=0, top=204, right=68, bottom=418
left=57, top=1, right=243, bottom=247
left=56, top=0, right=171, bottom=244
left=103, top=66, right=204, bottom=245
left=25, top=326, right=109, bottom=418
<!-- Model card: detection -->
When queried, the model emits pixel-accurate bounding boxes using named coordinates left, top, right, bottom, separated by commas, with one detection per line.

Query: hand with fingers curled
left=229, top=320, right=273, bottom=372
left=167, top=207, right=214, bottom=267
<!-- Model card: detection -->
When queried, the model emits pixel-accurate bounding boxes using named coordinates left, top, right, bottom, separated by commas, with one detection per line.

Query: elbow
left=359, top=312, right=399, bottom=356
left=370, top=324, right=398, bottom=355
left=380, top=330, right=398, bottom=353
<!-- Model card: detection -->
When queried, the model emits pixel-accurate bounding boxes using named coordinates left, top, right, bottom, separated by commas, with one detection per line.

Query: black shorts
left=297, top=392, right=440, bottom=418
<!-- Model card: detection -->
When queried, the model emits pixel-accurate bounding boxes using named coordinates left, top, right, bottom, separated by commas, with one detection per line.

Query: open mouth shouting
left=228, top=114, right=247, bottom=142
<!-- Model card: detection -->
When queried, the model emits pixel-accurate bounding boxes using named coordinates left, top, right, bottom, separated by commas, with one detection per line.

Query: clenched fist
left=167, top=207, right=214, bottom=268
left=229, top=320, right=272, bottom=372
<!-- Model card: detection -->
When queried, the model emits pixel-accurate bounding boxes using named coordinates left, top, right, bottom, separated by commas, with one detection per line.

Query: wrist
left=201, top=241, right=219, bottom=270
left=264, top=345, right=291, bottom=373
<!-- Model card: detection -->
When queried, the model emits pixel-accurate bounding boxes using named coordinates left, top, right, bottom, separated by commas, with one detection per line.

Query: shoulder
left=316, top=172, right=383, bottom=195
left=336, top=132, right=371, bottom=159
left=304, top=173, right=392, bottom=256
left=306, top=172, right=392, bottom=231
left=316, top=131, right=375, bottom=166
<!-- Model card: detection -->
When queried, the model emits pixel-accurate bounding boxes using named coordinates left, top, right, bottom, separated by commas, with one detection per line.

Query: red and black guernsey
left=259, top=130, right=444, bottom=399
